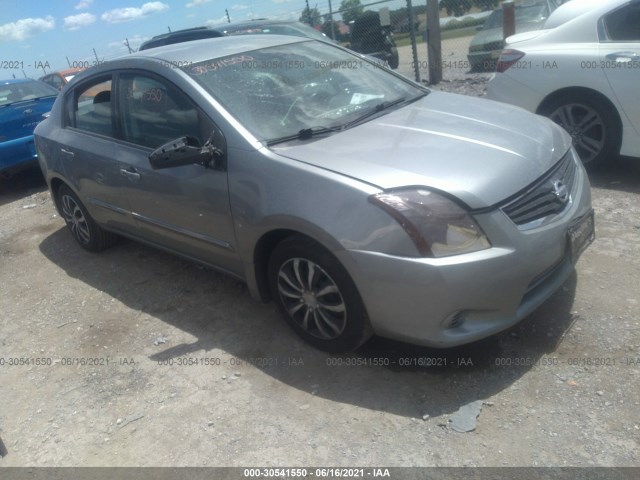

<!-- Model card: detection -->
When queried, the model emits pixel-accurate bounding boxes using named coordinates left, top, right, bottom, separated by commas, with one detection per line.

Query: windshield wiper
left=343, top=93, right=428, bottom=129
left=267, top=125, right=342, bottom=146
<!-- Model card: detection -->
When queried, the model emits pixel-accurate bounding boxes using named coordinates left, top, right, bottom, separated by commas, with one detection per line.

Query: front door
left=114, top=72, right=240, bottom=274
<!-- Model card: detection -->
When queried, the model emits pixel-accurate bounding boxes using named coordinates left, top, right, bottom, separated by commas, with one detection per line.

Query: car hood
left=0, top=96, right=57, bottom=142
left=270, top=92, right=571, bottom=209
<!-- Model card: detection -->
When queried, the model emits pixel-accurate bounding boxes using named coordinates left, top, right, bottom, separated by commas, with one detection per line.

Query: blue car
left=1, top=78, right=58, bottom=175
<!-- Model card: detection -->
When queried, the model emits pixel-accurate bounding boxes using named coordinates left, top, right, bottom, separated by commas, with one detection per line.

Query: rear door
left=599, top=1, right=640, bottom=137
left=56, top=75, right=134, bottom=232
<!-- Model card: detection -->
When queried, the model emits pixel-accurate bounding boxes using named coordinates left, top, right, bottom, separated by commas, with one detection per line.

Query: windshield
left=0, top=81, right=58, bottom=107
left=182, top=41, right=426, bottom=142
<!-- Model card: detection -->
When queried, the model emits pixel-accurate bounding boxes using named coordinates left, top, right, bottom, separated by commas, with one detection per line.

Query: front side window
left=118, top=73, right=209, bottom=149
left=603, top=2, right=640, bottom=41
left=68, top=77, right=113, bottom=137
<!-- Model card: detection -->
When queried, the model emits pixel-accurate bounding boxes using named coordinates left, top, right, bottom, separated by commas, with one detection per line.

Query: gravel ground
left=1, top=70, right=639, bottom=475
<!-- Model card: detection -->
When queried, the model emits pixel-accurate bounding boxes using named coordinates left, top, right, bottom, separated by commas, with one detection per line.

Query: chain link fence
left=292, top=0, right=501, bottom=84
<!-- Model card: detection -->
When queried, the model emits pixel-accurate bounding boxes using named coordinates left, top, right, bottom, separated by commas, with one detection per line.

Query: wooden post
left=427, top=0, right=442, bottom=85
left=503, top=1, right=516, bottom=40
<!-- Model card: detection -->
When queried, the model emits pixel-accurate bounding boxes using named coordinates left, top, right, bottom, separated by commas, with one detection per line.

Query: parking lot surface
left=1, top=103, right=639, bottom=468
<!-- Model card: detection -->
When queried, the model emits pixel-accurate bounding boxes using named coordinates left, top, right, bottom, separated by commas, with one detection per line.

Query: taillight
left=496, top=49, right=525, bottom=73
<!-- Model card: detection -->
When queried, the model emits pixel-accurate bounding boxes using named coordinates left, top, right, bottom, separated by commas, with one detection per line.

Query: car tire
left=268, top=235, right=372, bottom=353
left=539, top=93, right=621, bottom=168
left=57, top=184, right=118, bottom=252
left=388, top=46, right=399, bottom=69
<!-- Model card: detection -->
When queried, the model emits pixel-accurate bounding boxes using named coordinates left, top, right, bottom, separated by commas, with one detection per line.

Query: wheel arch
left=536, top=86, right=623, bottom=137
left=49, top=176, right=69, bottom=215
left=252, top=228, right=344, bottom=303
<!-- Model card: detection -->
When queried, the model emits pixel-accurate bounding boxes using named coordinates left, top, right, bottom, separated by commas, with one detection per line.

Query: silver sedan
left=35, top=35, right=594, bottom=352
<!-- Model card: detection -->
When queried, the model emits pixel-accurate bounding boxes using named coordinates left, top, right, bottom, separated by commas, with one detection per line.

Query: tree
left=440, top=0, right=473, bottom=17
left=299, top=6, right=321, bottom=27
left=340, top=0, right=364, bottom=24
left=321, top=20, right=347, bottom=42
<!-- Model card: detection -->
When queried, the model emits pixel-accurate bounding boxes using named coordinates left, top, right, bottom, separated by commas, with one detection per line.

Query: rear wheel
left=540, top=93, right=621, bottom=168
left=268, top=236, right=372, bottom=352
left=57, top=184, right=118, bottom=252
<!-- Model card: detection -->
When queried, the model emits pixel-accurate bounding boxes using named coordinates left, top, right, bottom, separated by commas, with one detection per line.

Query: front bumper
left=337, top=150, right=592, bottom=347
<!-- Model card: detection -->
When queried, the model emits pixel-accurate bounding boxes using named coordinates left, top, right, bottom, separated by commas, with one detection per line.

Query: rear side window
left=66, top=77, right=114, bottom=137
left=604, top=2, right=640, bottom=41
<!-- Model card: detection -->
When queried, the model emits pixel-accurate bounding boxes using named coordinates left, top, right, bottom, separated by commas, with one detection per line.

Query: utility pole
left=225, top=9, right=230, bottom=23
left=305, top=0, right=312, bottom=26
left=328, top=0, right=335, bottom=40
left=426, top=0, right=442, bottom=85
left=124, top=38, right=133, bottom=54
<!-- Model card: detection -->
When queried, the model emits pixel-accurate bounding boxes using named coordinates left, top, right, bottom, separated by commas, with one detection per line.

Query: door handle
left=60, top=148, right=74, bottom=158
left=605, top=51, right=638, bottom=62
left=120, top=168, right=141, bottom=182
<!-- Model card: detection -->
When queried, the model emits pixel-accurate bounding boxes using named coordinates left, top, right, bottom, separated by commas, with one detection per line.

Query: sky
left=0, top=0, right=408, bottom=79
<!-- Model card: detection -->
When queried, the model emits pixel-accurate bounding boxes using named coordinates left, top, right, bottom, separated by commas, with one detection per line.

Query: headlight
left=369, top=189, right=491, bottom=258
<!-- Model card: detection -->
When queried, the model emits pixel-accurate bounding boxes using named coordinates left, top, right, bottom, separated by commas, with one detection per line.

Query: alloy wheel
left=549, top=103, right=605, bottom=165
left=61, top=194, right=91, bottom=244
left=276, top=258, right=347, bottom=340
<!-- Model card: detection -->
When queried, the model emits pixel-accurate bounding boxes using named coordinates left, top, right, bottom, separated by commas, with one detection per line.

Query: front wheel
left=540, top=93, right=621, bottom=168
left=268, top=236, right=372, bottom=352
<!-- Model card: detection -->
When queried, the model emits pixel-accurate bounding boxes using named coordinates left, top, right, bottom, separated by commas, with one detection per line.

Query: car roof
left=40, top=67, right=83, bottom=79
left=210, top=19, right=305, bottom=31
left=56, top=68, right=84, bottom=76
left=130, top=34, right=308, bottom=65
left=544, top=0, right=628, bottom=29
left=140, top=26, right=224, bottom=50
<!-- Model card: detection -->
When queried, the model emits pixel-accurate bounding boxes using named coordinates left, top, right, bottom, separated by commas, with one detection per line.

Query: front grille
left=502, top=152, right=577, bottom=227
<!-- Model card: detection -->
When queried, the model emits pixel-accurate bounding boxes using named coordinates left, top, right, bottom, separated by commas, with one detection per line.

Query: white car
left=487, top=0, right=640, bottom=167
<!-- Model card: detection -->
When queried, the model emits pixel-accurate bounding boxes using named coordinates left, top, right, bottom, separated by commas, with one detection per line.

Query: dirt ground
left=1, top=157, right=639, bottom=469
left=1, top=118, right=640, bottom=469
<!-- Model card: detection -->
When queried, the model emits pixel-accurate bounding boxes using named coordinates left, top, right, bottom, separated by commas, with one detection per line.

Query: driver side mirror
left=148, top=135, right=224, bottom=170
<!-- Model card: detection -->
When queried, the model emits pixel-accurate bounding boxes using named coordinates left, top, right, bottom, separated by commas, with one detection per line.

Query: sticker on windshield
left=350, top=93, right=385, bottom=105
